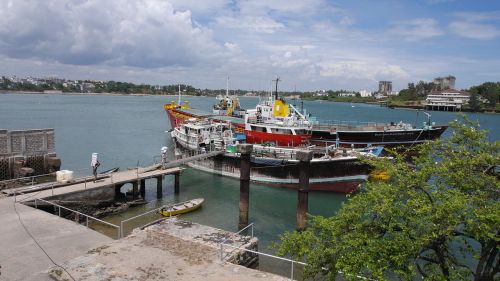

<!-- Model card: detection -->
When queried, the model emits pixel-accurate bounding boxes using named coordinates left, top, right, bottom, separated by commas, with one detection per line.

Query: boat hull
left=311, top=126, right=448, bottom=147
left=159, top=198, right=204, bottom=216
left=178, top=149, right=370, bottom=193
left=245, top=130, right=311, bottom=146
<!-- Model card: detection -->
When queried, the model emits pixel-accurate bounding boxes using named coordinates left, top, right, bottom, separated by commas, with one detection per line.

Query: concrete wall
left=0, top=129, right=60, bottom=180
left=0, top=129, right=55, bottom=157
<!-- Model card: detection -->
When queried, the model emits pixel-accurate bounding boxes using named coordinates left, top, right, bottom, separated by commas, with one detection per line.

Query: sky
left=0, top=0, right=499, bottom=91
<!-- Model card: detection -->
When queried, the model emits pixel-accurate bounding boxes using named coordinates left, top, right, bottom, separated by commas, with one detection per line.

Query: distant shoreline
left=0, top=90, right=196, bottom=97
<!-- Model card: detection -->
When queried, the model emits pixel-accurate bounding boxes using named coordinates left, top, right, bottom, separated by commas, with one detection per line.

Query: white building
left=425, top=89, right=470, bottom=111
left=338, top=92, right=356, bottom=97
left=359, top=90, right=372, bottom=97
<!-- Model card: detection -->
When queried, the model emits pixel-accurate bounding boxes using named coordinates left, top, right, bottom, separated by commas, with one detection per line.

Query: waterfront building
left=359, top=90, right=372, bottom=97
left=425, top=89, right=470, bottom=111
left=338, top=92, right=356, bottom=97
left=378, top=81, right=392, bottom=95
left=433, top=75, right=456, bottom=90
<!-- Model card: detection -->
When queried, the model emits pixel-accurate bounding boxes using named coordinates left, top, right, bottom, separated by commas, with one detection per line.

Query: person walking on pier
left=91, top=152, right=100, bottom=182
left=161, top=146, right=168, bottom=169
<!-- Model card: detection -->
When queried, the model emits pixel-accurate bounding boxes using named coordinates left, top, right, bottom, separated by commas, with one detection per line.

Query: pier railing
left=119, top=205, right=169, bottom=238
left=219, top=223, right=307, bottom=280
left=33, top=197, right=121, bottom=239
left=219, top=224, right=375, bottom=281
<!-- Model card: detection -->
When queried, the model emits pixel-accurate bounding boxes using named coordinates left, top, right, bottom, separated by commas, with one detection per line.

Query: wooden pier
left=9, top=151, right=224, bottom=201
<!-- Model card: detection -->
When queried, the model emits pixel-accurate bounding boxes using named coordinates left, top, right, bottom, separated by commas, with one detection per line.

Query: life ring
left=223, top=130, right=232, bottom=138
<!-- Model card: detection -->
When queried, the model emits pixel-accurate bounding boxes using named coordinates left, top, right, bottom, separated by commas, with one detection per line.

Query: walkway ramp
left=164, top=151, right=224, bottom=168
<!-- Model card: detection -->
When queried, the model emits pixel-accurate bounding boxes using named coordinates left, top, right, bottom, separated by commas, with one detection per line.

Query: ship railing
left=312, top=120, right=392, bottom=131
left=247, top=116, right=312, bottom=127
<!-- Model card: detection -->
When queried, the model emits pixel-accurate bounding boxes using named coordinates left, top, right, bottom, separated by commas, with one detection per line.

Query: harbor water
left=1, top=93, right=498, bottom=276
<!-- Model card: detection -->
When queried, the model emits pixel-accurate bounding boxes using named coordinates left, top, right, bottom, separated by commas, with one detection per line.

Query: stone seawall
left=0, top=129, right=61, bottom=180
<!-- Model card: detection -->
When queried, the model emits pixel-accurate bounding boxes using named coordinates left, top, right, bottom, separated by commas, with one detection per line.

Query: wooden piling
left=114, top=183, right=123, bottom=200
left=296, top=150, right=313, bottom=231
left=237, top=144, right=253, bottom=229
left=140, top=179, right=146, bottom=199
left=174, top=172, right=180, bottom=194
left=156, top=176, right=163, bottom=199
left=132, top=181, right=138, bottom=200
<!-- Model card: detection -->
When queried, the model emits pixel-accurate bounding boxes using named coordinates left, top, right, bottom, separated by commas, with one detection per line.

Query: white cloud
left=318, top=61, right=409, bottom=82
left=448, top=11, right=500, bottom=40
left=389, top=18, right=444, bottom=41
left=237, top=0, right=329, bottom=16
left=224, top=42, right=241, bottom=54
left=215, top=16, right=285, bottom=33
left=0, top=0, right=223, bottom=68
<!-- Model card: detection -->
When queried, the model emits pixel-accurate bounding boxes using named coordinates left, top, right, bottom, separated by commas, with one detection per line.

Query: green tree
left=277, top=118, right=499, bottom=280
left=468, top=93, right=482, bottom=112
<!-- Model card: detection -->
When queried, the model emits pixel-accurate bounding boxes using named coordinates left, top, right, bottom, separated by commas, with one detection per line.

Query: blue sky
left=0, top=0, right=499, bottom=91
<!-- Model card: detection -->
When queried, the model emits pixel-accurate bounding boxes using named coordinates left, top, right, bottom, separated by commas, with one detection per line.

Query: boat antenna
left=226, top=76, right=229, bottom=97
left=423, top=111, right=431, bottom=126
left=272, top=76, right=281, bottom=100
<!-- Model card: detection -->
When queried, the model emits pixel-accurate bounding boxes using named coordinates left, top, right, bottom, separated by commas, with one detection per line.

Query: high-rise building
left=378, top=81, right=392, bottom=95
left=433, top=76, right=456, bottom=90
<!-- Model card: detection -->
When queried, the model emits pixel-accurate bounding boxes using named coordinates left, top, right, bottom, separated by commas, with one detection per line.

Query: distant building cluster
left=378, top=81, right=392, bottom=95
left=433, top=76, right=456, bottom=90
left=1, top=75, right=106, bottom=93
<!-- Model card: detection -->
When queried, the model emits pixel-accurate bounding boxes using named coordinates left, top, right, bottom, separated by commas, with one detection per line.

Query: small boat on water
left=99, top=167, right=119, bottom=175
left=159, top=198, right=204, bottom=216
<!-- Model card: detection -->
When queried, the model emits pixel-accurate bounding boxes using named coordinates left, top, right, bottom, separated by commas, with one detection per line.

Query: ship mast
left=178, top=84, right=181, bottom=105
left=226, top=76, right=229, bottom=97
left=272, top=76, right=281, bottom=100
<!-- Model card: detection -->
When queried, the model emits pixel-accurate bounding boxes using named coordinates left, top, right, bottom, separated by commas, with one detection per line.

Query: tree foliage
left=277, top=118, right=499, bottom=280
left=469, top=82, right=500, bottom=107
left=468, top=93, right=482, bottom=112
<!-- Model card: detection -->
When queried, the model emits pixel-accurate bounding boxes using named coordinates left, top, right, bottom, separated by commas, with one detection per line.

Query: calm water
left=1, top=93, right=498, bottom=275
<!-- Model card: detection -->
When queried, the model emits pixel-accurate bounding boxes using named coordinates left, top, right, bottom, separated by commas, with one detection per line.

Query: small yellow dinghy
left=159, top=198, right=204, bottom=217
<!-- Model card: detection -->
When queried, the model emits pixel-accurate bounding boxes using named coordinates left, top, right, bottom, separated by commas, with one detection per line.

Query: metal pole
left=86, top=217, right=89, bottom=227
left=296, top=150, right=313, bottom=231
left=58, top=206, right=61, bottom=217
left=120, top=221, right=124, bottom=238
left=291, top=261, right=294, bottom=280
left=238, top=144, right=253, bottom=229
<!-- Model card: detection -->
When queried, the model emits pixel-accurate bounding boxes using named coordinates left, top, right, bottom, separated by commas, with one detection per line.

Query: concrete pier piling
left=237, top=144, right=253, bottom=229
left=296, top=150, right=313, bottom=231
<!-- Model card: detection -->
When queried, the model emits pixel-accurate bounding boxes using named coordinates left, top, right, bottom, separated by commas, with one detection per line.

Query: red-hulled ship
left=244, top=77, right=312, bottom=146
